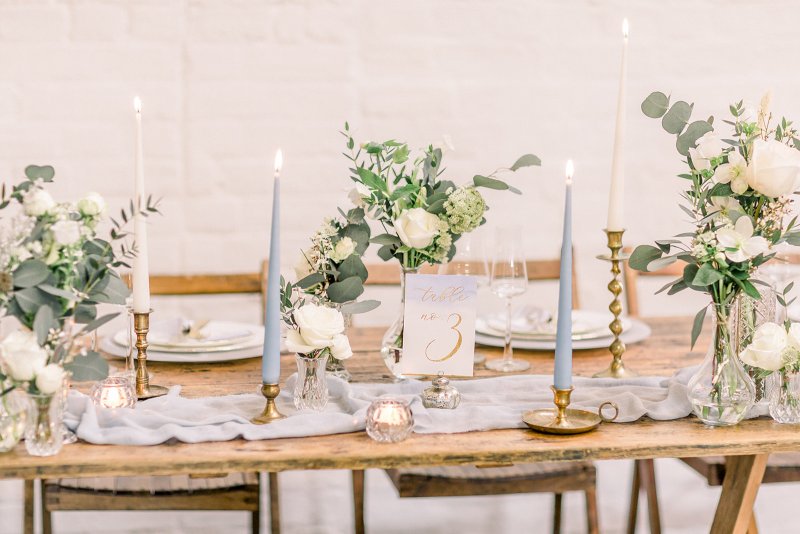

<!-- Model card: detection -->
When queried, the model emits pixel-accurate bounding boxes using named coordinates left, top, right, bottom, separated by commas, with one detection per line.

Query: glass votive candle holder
left=366, top=398, right=413, bottom=443
left=90, top=376, right=136, bottom=409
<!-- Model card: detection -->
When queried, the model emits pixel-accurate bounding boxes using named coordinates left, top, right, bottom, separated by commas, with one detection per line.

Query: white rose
left=35, top=363, right=64, bottom=395
left=77, top=192, right=106, bottom=216
left=688, top=132, right=726, bottom=171
left=23, top=189, right=55, bottom=217
left=0, top=330, right=48, bottom=382
left=331, top=334, right=353, bottom=360
left=740, top=322, right=788, bottom=372
left=285, top=304, right=346, bottom=355
left=788, top=323, right=800, bottom=350
left=746, top=139, right=800, bottom=198
left=348, top=182, right=371, bottom=208
left=330, top=237, right=356, bottom=262
left=50, top=220, right=81, bottom=246
left=393, top=207, right=440, bottom=249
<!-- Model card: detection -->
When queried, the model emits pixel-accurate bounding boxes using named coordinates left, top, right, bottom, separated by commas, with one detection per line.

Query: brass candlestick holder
left=594, top=229, right=637, bottom=378
left=252, top=383, right=286, bottom=424
left=134, top=310, right=168, bottom=400
left=523, top=386, right=618, bottom=434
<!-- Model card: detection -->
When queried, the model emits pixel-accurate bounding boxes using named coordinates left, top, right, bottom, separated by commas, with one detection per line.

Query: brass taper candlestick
left=522, top=386, right=618, bottom=434
left=252, top=383, right=286, bottom=424
left=594, top=229, right=637, bottom=378
left=134, top=310, right=168, bottom=399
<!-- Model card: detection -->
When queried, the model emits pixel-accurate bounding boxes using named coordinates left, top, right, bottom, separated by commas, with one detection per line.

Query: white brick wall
left=1, top=0, right=796, bottom=320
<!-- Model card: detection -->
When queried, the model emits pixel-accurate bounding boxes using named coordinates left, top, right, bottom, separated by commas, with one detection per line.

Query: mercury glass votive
left=366, top=398, right=413, bottom=443
left=91, top=377, right=137, bottom=409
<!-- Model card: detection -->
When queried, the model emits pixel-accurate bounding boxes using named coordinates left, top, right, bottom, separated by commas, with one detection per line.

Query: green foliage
left=641, top=92, right=670, bottom=118
left=662, top=101, right=693, bottom=135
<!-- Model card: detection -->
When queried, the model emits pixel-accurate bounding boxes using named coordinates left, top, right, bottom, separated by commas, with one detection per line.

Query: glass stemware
left=486, top=234, right=530, bottom=372
left=438, top=234, right=490, bottom=365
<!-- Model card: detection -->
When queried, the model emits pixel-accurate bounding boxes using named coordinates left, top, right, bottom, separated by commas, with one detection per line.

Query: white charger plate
left=112, top=321, right=263, bottom=353
left=479, top=310, right=632, bottom=341
left=475, top=319, right=651, bottom=351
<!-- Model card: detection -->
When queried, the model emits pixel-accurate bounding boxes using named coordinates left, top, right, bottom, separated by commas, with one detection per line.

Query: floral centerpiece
left=630, top=91, right=800, bottom=425
left=280, top=283, right=353, bottom=411
left=342, top=123, right=540, bottom=377
left=291, top=207, right=379, bottom=380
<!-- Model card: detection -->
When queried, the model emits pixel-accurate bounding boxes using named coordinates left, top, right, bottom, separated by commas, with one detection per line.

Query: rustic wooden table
left=1, top=318, right=791, bottom=533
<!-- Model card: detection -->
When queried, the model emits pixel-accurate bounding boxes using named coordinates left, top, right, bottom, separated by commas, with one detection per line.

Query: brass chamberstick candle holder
left=134, top=310, right=168, bottom=400
left=252, top=383, right=285, bottom=424
left=594, top=229, right=637, bottom=378
left=523, top=386, right=618, bottom=434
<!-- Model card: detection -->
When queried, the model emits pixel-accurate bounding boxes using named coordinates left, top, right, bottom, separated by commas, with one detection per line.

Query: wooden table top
left=2, top=317, right=799, bottom=480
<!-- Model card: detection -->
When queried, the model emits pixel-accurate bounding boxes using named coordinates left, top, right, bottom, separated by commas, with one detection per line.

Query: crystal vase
left=0, top=388, right=28, bottom=453
left=25, top=391, right=64, bottom=457
left=768, top=370, right=800, bottom=424
left=380, top=266, right=419, bottom=380
left=732, top=278, right=777, bottom=402
left=687, top=302, right=756, bottom=426
left=293, top=354, right=329, bottom=411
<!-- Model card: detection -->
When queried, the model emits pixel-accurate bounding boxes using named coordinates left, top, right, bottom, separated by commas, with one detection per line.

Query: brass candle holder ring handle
left=134, top=309, right=169, bottom=400
left=523, top=386, right=619, bottom=435
left=594, top=228, right=638, bottom=379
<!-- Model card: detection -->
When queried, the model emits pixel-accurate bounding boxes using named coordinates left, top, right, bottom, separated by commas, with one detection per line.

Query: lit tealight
left=366, top=398, right=413, bottom=443
left=91, top=376, right=136, bottom=410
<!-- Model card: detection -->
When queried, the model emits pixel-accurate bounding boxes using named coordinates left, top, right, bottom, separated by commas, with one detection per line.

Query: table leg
left=23, top=479, right=34, bottom=534
left=710, top=454, right=768, bottom=534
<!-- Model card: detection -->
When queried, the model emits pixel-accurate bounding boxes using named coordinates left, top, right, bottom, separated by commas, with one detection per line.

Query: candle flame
left=622, top=18, right=629, bottom=39
left=274, top=149, right=283, bottom=173
left=565, top=160, right=574, bottom=184
left=133, top=96, right=142, bottom=113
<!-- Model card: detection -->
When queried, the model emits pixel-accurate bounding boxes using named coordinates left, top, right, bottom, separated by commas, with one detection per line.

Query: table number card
left=401, top=274, right=477, bottom=377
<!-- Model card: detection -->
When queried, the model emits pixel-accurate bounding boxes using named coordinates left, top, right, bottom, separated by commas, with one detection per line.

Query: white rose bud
left=0, top=330, right=48, bottom=382
left=77, top=192, right=106, bottom=216
left=23, top=188, right=56, bottom=217
left=330, top=334, right=353, bottom=360
left=688, top=132, right=726, bottom=171
left=746, top=139, right=800, bottom=198
left=35, top=364, right=64, bottom=395
left=284, top=304, right=346, bottom=356
left=788, top=323, right=800, bottom=351
left=393, top=207, right=440, bottom=249
left=50, top=220, right=82, bottom=247
left=740, top=322, right=788, bottom=372
left=330, top=237, right=356, bottom=263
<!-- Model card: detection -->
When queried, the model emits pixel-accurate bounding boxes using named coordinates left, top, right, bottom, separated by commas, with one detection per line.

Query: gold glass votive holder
left=134, top=310, right=168, bottom=400
left=594, top=228, right=637, bottom=378
left=252, top=383, right=286, bottom=424
left=523, top=386, right=618, bottom=435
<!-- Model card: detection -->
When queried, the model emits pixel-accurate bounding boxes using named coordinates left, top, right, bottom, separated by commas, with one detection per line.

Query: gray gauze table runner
left=64, top=368, right=699, bottom=446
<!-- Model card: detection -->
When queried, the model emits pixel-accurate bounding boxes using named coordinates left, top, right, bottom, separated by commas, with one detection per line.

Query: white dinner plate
left=478, top=310, right=632, bottom=341
left=112, top=321, right=263, bottom=353
left=475, top=319, right=651, bottom=351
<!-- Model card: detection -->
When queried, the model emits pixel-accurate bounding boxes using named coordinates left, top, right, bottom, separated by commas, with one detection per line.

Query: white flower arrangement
left=283, top=303, right=353, bottom=360
left=0, top=330, right=65, bottom=396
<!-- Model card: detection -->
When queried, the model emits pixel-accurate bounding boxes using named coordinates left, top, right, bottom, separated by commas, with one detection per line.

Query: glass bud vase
left=380, top=266, right=419, bottom=380
left=293, top=354, right=329, bottom=411
left=732, top=278, right=777, bottom=403
left=326, top=307, right=352, bottom=382
left=769, top=370, right=800, bottom=424
left=0, top=388, right=28, bottom=453
left=25, top=391, right=64, bottom=457
left=687, top=302, right=756, bottom=426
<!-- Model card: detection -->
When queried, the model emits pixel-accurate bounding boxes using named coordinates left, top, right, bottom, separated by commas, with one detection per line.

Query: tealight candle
left=90, top=377, right=137, bottom=409
left=366, top=398, right=413, bottom=443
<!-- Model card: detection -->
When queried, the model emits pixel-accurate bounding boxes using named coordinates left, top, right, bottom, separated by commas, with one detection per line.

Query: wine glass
left=486, top=234, right=530, bottom=372
left=438, top=234, right=490, bottom=364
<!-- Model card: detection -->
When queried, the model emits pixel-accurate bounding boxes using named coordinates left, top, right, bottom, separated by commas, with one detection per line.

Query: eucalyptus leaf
left=647, top=255, right=679, bottom=272
left=297, top=273, right=326, bottom=289
left=74, top=303, right=97, bottom=324
left=641, top=92, right=670, bottom=118
left=39, top=284, right=77, bottom=301
left=677, top=120, right=713, bottom=157
left=377, top=245, right=395, bottom=261
left=12, top=260, right=50, bottom=288
left=661, top=101, right=693, bottom=135
left=509, top=154, right=541, bottom=171
left=338, top=254, right=368, bottom=282
left=692, top=263, right=724, bottom=286
left=14, top=287, right=51, bottom=314
left=64, top=350, right=109, bottom=382
left=690, top=305, right=708, bottom=349
left=342, top=224, right=370, bottom=255
left=427, top=198, right=447, bottom=214
left=24, top=165, right=55, bottom=182
left=326, top=276, right=365, bottom=303
left=33, top=306, right=55, bottom=345
left=473, top=175, right=510, bottom=191
left=371, top=234, right=402, bottom=246
left=81, top=312, right=120, bottom=334
left=339, top=299, right=381, bottom=315
left=628, top=245, right=663, bottom=272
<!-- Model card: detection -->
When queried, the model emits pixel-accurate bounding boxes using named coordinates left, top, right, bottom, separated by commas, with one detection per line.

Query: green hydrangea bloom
left=430, top=218, right=453, bottom=263
left=444, top=187, right=486, bottom=235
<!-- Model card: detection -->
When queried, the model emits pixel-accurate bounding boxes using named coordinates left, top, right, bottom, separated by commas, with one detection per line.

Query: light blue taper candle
left=554, top=160, right=573, bottom=390
left=262, top=149, right=283, bottom=384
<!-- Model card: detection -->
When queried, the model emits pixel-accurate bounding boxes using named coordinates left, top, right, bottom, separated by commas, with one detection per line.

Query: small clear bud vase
left=326, top=306, right=352, bottom=382
left=768, top=369, right=800, bottom=424
left=293, top=353, right=329, bottom=411
left=380, top=266, right=419, bottom=380
left=0, top=388, right=28, bottom=453
left=25, top=391, right=64, bottom=457
left=687, top=302, right=756, bottom=426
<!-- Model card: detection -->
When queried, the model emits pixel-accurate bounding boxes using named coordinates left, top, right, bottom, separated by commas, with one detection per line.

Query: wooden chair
left=352, top=257, right=597, bottom=534
left=35, top=262, right=280, bottom=534
left=622, top=251, right=800, bottom=534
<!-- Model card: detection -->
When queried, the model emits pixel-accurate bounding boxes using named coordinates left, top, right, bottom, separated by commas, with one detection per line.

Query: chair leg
left=748, top=512, right=759, bottom=534
left=639, top=459, right=662, bottom=534
left=251, top=510, right=260, bottom=534
left=585, top=487, right=599, bottom=534
left=627, top=461, right=641, bottom=534
left=23, top=479, right=34, bottom=534
left=552, top=493, right=563, bottom=534
left=268, top=472, right=280, bottom=534
left=352, top=470, right=365, bottom=534
left=43, top=503, right=53, bottom=534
